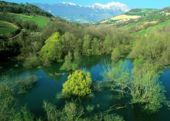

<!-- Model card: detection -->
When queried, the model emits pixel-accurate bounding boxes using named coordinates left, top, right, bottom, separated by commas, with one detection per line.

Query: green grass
left=137, top=19, right=170, bottom=35
left=8, top=13, right=50, bottom=28
left=0, top=20, right=18, bottom=37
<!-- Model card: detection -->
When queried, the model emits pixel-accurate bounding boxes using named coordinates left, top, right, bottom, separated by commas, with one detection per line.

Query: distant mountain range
left=36, top=2, right=129, bottom=23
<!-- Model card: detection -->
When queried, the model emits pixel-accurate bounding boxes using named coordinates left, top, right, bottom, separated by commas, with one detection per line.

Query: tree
left=131, top=59, right=165, bottom=112
left=82, top=34, right=91, bottom=56
left=91, top=37, right=101, bottom=55
left=103, top=35, right=113, bottom=53
left=104, top=60, right=166, bottom=112
left=104, top=61, right=131, bottom=95
left=40, top=32, right=62, bottom=65
left=111, top=47, right=121, bottom=62
left=60, top=52, right=77, bottom=71
left=62, top=70, right=92, bottom=97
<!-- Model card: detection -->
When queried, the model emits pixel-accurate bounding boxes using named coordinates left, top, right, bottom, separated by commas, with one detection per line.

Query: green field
left=137, top=19, right=170, bottom=35
left=0, top=20, right=18, bottom=37
left=8, top=13, right=50, bottom=28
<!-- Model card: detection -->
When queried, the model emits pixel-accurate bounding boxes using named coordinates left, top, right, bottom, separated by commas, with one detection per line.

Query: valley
left=0, top=1, right=170, bottom=121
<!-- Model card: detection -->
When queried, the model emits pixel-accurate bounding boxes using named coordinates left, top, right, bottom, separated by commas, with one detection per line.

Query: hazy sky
left=5, top=0, right=170, bottom=9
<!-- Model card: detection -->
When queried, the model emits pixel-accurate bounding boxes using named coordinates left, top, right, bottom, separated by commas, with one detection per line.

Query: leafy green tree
left=91, top=37, right=101, bottom=55
left=104, top=61, right=131, bottom=95
left=61, top=32, right=77, bottom=54
left=131, top=59, right=165, bottom=112
left=103, top=35, right=113, bottom=53
left=13, top=107, right=34, bottom=121
left=62, top=70, right=92, bottom=97
left=43, top=102, right=60, bottom=121
left=111, top=48, right=121, bottom=62
left=104, top=114, right=124, bottom=121
left=82, top=34, right=91, bottom=56
left=130, top=31, right=170, bottom=67
left=60, top=52, right=78, bottom=71
left=104, top=60, right=166, bottom=112
left=63, top=102, right=84, bottom=121
left=40, top=32, right=62, bottom=65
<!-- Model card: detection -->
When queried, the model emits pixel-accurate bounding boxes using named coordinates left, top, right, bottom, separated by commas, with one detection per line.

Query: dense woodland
left=0, top=1, right=170, bottom=121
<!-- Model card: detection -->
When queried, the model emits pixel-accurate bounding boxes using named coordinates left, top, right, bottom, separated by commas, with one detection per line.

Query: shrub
left=62, top=70, right=92, bottom=97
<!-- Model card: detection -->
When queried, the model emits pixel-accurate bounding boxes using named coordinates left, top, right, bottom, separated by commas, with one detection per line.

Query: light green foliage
left=130, top=30, right=170, bottom=67
left=43, top=102, right=84, bottom=121
left=60, top=52, right=79, bottom=71
left=40, top=32, right=62, bottom=65
left=111, top=48, right=121, bottom=62
left=103, top=35, right=113, bottom=53
left=131, top=59, right=165, bottom=112
left=83, top=34, right=92, bottom=55
left=63, top=102, right=84, bottom=121
left=61, top=32, right=77, bottom=53
left=8, top=13, right=49, bottom=28
left=91, top=37, right=101, bottom=55
left=62, top=70, right=92, bottom=97
left=104, top=114, right=125, bottom=121
left=104, top=61, right=131, bottom=94
left=43, top=102, right=59, bottom=121
left=104, top=60, right=165, bottom=112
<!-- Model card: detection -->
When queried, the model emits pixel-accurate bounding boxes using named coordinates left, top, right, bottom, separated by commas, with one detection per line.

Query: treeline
left=130, top=25, right=170, bottom=68
left=23, top=20, right=132, bottom=69
left=0, top=1, right=52, bottom=17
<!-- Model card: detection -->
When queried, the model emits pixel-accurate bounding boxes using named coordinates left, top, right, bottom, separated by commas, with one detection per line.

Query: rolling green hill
left=5, top=13, right=50, bottom=28
left=0, top=1, right=53, bottom=39
left=0, top=20, right=19, bottom=37
left=100, top=8, right=170, bottom=34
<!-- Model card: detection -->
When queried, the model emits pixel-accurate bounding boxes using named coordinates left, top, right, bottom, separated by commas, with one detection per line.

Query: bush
left=62, top=70, right=92, bottom=97
left=23, top=55, right=40, bottom=68
left=111, top=48, right=121, bottom=62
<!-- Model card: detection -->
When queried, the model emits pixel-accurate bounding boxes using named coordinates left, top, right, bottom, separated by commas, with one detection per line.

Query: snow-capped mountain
left=36, top=2, right=129, bottom=23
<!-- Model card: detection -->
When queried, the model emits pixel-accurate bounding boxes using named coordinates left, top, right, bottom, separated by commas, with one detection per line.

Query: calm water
left=0, top=57, right=170, bottom=121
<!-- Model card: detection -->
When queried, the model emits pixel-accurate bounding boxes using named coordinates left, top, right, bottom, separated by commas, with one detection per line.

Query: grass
left=137, top=19, right=170, bottom=35
left=8, top=13, right=50, bottom=28
left=0, top=20, right=18, bottom=37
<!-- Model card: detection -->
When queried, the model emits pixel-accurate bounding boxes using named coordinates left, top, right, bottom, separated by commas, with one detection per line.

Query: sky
left=5, top=0, right=170, bottom=9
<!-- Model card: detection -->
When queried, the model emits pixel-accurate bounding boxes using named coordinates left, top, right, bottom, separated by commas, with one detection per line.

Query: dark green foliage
left=0, top=1, right=52, bottom=17
left=0, top=83, right=15, bottom=121
left=103, top=114, right=125, bottom=121
left=43, top=102, right=84, bottom=121
left=13, top=107, right=34, bottom=121
left=23, top=54, right=40, bottom=68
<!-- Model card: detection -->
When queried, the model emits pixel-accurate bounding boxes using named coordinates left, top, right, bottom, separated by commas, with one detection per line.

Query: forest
left=0, top=1, right=170, bottom=121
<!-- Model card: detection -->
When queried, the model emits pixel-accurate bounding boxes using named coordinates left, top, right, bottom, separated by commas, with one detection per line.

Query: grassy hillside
left=7, top=13, right=50, bottom=28
left=0, top=20, right=18, bottom=36
left=101, top=8, right=170, bottom=34
left=0, top=0, right=52, bottom=39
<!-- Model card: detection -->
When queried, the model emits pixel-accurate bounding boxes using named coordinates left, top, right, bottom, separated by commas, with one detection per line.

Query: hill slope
left=100, top=8, right=170, bottom=34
